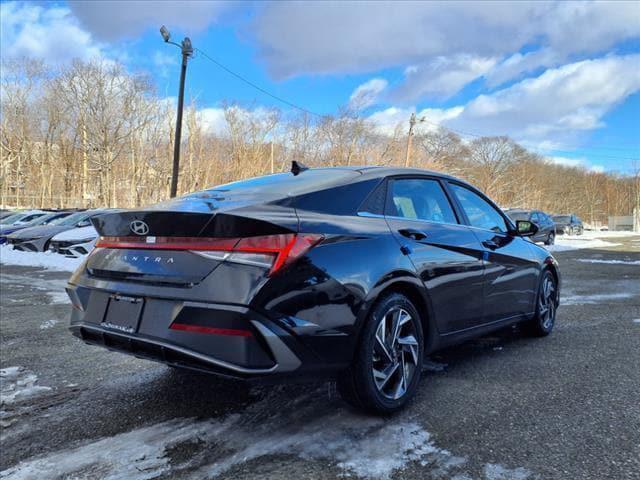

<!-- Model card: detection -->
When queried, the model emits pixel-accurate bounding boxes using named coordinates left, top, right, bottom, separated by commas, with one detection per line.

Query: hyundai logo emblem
left=130, top=220, right=149, bottom=236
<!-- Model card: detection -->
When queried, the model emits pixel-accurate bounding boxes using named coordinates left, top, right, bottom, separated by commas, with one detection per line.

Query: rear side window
left=387, top=178, right=457, bottom=224
left=449, top=183, right=508, bottom=233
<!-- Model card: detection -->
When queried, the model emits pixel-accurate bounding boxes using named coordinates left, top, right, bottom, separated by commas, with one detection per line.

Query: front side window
left=449, top=184, right=508, bottom=233
left=388, top=178, right=457, bottom=224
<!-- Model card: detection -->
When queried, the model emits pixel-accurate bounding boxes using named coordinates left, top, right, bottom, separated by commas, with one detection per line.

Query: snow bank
left=577, top=259, right=640, bottom=266
left=0, top=246, right=82, bottom=272
left=547, top=238, right=621, bottom=252
left=561, top=293, right=633, bottom=306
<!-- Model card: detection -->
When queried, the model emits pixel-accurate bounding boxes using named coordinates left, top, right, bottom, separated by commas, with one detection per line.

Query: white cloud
left=252, top=1, right=640, bottom=94
left=366, top=105, right=463, bottom=136
left=68, top=0, right=233, bottom=41
left=253, top=2, right=639, bottom=76
left=547, top=156, right=605, bottom=173
left=348, top=78, right=388, bottom=110
left=0, top=2, right=103, bottom=64
left=392, top=55, right=497, bottom=101
left=199, top=107, right=228, bottom=136
left=431, top=54, right=640, bottom=146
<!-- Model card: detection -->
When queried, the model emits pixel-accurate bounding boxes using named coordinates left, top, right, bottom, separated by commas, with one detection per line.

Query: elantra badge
left=130, top=220, right=149, bottom=236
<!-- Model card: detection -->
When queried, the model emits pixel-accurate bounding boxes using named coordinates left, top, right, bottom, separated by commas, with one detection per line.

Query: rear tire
left=338, top=293, right=424, bottom=414
left=545, top=232, right=555, bottom=245
left=525, top=270, right=557, bottom=337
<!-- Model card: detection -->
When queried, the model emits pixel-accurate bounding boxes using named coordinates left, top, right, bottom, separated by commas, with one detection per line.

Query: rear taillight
left=95, top=234, right=323, bottom=275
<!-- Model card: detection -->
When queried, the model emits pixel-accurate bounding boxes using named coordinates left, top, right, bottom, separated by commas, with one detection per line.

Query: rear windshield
left=506, top=211, right=530, bottom=221
left=552, top=215, right=571, bottom=222
left=193, top=169, right=359, bottom=198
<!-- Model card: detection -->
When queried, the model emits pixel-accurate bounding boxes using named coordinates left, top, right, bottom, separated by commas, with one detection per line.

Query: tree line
left=1, top=59, right=638, bottom=225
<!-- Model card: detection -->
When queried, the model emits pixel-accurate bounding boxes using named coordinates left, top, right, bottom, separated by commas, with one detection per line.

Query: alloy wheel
left=372, top=307, right=420, bottom=400
left=538, top=274, right=556, bottom=331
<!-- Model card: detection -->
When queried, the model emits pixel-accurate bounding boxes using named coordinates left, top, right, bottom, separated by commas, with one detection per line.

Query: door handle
left=482, top=239, right=499, bottom=250
left=398, top=228, right=427, bottom=241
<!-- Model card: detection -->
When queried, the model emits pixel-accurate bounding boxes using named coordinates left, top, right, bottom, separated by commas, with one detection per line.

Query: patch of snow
left=46, top=290, right=70, bottom=304
left=39, top=319, right=58, bottom=330
left=564, top=231, right=637, bottom=239
left=0, top=367, right=52, bottom=407
left=484, top=463, right=533, bottom=480
left=0, top=245, right=82, bottom=272
left=0, top=418, right=205, bottom=480
left=547, top=238, right=621, bottom=252
left=576, top=259, right=640, bottom=266
left=0, top=386, right=537, bottom=480
left=561, top=293, right=633, bottom=306
left=0, top=272, right=70, bottom=305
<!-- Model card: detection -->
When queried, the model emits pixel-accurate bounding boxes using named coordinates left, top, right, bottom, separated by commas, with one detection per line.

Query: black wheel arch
left=354, top=271, right=438, bottom=359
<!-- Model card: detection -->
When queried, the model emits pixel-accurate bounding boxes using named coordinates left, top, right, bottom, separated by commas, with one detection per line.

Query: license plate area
left=101, top=294, right=144, bottom=334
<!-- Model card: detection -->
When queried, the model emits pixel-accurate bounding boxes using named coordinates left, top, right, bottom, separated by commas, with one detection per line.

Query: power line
left=195, top=47, right=324, bottom=118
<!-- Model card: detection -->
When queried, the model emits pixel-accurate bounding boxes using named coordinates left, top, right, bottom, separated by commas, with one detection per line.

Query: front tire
left=338, top=293, right=424, bottom=414
left=525, top=270, right=557, bottom=337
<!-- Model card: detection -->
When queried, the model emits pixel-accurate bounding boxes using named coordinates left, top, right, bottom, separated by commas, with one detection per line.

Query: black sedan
left=552, top=214, right=583, bottom=236
left=67, top=165, right=560, bottom=413
left=504, top=209, right=557, bottom=245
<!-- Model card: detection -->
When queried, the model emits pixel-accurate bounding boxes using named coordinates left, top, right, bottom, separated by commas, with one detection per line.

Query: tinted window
left=388, top=179, right=457, bottom=224
left=450, top=184, right=508, bottom=233
left=196, top=169, right=359, bottom=197
left=531, top=212, right=540, bottom=223
left=506, top=211, right=530, bottom=221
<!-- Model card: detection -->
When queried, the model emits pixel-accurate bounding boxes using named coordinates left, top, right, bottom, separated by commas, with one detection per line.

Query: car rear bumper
left=67, top=283, right=308, bottom=381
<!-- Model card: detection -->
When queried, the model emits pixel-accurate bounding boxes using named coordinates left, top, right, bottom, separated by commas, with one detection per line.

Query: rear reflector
left=170, top=322, right=253, bottom=337
left=95, top=233, right=323, bottom=275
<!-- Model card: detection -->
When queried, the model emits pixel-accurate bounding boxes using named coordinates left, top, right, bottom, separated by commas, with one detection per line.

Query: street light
left=160, top=25, right=193, bottom=198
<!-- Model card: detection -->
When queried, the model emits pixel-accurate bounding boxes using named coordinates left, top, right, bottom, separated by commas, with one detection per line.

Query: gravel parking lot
left=1, top=235, right=639, bottom=480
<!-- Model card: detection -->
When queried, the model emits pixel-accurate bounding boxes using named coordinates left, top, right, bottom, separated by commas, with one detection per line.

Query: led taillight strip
left=170, top=322, right=253, bottom=337
left=95, top=234, right=323, bottom=275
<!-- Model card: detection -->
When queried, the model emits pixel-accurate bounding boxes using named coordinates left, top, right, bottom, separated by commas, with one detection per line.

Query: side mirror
left=77, top=220, right=91, bottom=227
left=516, top=220, right=538, bottom=237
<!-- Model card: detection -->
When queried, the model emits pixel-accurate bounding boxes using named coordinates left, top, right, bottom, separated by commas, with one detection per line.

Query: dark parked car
left=504, top=209, right=556, bottom=245
left=0, top=211, right=71, bottom=245
left=67, top=165, right=560, bottom=413
left=7, top=210, right=104, bottom=252
left=552, top=214, right=583, bottom=236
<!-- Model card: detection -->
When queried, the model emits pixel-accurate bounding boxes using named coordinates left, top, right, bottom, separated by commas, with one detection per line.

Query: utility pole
left=160, top=26, right=193, bottom=198
left=404, top=113, right=425, bottom=168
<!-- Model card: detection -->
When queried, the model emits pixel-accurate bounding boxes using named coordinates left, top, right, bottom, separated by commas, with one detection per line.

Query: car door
left=383, top=177, right=485, bottom=334
left=447, top=182, right=539, bottom=324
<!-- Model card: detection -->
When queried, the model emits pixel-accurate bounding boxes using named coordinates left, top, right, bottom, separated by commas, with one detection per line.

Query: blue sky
left=2, top=0, right=639, bottom=172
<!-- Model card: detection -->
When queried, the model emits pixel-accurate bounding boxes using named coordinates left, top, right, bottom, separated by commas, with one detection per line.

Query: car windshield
left=552, top=215, right=571, bottom=223
left=0, top=213, right=27, bottom=225
left=49, top=211, right=95, bottom=226
left=23, top=213, right=64, bottom=226
left=14, top=213, right=49, bottom=225
left=506, top=211, right=530, bottom=221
